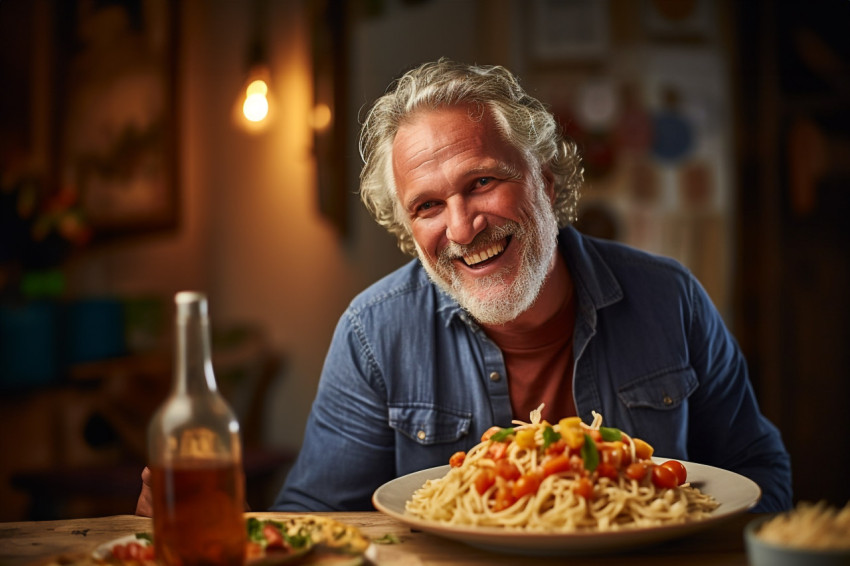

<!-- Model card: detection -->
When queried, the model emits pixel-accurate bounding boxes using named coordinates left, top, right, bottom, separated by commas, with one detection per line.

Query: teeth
left=463, top=241, right=506, bottom=266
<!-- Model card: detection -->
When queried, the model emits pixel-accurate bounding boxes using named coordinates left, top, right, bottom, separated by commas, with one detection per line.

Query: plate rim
left=372, top=458, right=761, bottom=554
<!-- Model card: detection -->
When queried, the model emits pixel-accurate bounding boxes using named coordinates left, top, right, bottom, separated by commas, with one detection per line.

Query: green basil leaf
left=490, top=427, right=515, bottom=442
left=372, top=533, right=401, bottom=545
left=284, top=531, right=312, bottom=549
left=599, top=426, right=622, bottom=442
left=542, top=426, right=561, bottom=450
left=246, top=517, right=264, bottom=542
left=581, top=433, right=599, bottom=472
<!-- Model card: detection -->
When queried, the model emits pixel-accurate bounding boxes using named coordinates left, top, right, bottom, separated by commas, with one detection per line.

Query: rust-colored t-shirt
left=483, top=290, right=577, bottom=421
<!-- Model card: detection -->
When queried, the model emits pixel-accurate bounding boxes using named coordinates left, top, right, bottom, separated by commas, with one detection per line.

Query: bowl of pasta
left=374, top=408, right=762, bottom=555
left=745, top=501, right=850, bottom=566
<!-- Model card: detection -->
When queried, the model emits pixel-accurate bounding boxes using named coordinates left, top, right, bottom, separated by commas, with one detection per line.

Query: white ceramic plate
left=372, top=459, right=761, bottom=555
left=92, top=534, right=152, bottom=561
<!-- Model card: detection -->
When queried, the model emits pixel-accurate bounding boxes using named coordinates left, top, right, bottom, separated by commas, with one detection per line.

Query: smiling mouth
left=462, top=237, right=509, bottom=267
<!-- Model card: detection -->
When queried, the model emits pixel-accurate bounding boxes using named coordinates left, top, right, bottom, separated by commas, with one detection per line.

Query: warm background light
left=311, top=102, right=332, bottom=131
left=233, top=67, right=273, bottom=133
left=243, top=78, right=270, bottom=122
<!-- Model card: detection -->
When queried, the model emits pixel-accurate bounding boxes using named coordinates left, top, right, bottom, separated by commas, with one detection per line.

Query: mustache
left=437, top=222, right=522, bottom=266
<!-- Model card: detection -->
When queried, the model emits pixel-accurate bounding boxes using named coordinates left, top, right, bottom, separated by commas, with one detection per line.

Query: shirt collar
left=558, top=225, right=623, bottom=312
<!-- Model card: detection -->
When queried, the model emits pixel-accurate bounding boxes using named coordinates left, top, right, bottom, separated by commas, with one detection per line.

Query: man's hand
left=135, top=466, right=153, bottom=517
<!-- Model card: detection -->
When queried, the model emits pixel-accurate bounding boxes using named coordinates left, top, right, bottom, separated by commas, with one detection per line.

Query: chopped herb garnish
left=581, top=433, right=599, bottom=472
left=490, top=427, right=515, bottom=442
left=542, top=426, right=561, bottom=450
left=246, top=517, right=264, bottom=542
left=284, top=531, right=312, bottom=549
left=600, top=426, right=622, bottom=442
left=372, top=533, right=400, bottom=545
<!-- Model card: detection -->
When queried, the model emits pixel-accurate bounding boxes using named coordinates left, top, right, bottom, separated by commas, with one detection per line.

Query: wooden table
left=0, top=511, right=759, bottom=565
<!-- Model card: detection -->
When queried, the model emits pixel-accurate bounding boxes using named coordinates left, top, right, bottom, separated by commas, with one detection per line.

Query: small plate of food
left=91, top=515, right=370, bottom=565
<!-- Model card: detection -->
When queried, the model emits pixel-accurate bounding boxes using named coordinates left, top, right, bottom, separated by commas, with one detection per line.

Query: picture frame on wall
left=310, top=0, right=349, bottom=236
left=528, top=0, right=610, bottom=62
left=644, top=0, right=715, bottom=41
left=53, top=0, right=179, bottom=240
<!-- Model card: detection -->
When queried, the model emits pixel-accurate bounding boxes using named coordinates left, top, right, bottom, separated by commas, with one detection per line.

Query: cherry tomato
left=651, top=464, right=679, bottom=489
left=660, top=460, right=687, bottom=485
left=112, top=544, right=129, bottom=560
left=512, top=473, right=542, bottom=499
left=574, top=477, right=594, bottom=499
left=481, top=426, right=502, bottom=442
left=600, top=443, right=624, bottom=469
left=596, top=462, right=619, bottom=481
left=494, top=459, right=521, bottom=481
left=127, top=542, right=142, bottom=560
left=492, top=484, right=517, bottom=511
left=474, top=469, right=496, bottom=495
left=263, top=523, right=285, bottom=549
left=545, top=438, right=567, bottom=456
left=542, top=454, right=571, bottom=477
left=625, top=462, right=647, bottom=481
left=449, top=451, right=466, bottom=468
left=138, top=544, right=155, bottom=561
left=488, top=442, right=508, bottom=460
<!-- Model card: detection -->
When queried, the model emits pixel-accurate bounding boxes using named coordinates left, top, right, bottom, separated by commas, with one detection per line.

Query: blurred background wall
left=0, top=0, right=847, bottom=521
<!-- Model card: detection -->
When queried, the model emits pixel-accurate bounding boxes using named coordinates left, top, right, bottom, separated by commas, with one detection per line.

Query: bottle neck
left=174, top=294, right=218, bottom=395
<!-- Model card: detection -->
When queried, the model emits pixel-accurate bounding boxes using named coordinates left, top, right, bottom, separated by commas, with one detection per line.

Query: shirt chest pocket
left=617, top=367, right=698, bottom=410
left=388, top=404, right=472, bottom=445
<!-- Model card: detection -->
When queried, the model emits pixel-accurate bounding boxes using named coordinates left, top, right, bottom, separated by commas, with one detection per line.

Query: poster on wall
left=528, top=0, right=609, bottom=62
left=54, top=0, right=179, bottom=239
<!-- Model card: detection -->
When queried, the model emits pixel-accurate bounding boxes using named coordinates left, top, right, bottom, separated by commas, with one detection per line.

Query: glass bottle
left=148, top=291, right=246, bottom=566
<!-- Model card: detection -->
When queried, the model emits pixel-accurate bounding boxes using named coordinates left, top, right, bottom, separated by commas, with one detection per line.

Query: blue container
left=64, top=297, right=127, bottom=364
left=0, top=301, right=60, bottom=388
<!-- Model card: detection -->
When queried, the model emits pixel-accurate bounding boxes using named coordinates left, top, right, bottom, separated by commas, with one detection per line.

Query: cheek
left=492, top=188, right=533, bottom=223
left=410, top=221, right=444, bottom=259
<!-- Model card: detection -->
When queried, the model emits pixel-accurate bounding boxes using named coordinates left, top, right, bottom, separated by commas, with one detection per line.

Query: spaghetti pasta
left=406, top=408, right=718, bottom=532
left=756, top=500, right=850, bottom=549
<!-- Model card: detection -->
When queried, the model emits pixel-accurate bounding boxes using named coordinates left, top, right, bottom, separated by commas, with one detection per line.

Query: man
left=270, top=59, right=791, bottom=513
left=135, top=59, right=791, bottom=516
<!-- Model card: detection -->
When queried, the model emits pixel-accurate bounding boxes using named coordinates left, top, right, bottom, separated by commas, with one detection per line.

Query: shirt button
left=417, top=430, right=426, bottom=441
left=489, top=372, right=501, bottom=382
left=662, top=394, right=673, bottom=406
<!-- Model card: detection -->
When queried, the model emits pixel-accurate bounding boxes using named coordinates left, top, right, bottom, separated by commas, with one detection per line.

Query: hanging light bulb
left=243, top=77, right=270, bottom=122
left=234, top=0, right=272, bottom=133
left=234, top=64, right=273, bottom=133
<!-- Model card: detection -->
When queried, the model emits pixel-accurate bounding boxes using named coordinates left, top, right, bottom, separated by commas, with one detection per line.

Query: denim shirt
left=272, top=226, right=792, bottom=512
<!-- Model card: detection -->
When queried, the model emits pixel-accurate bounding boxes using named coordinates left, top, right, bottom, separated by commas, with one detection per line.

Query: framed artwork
left=644, top=0, right=715, bottom=41
left=53, top=0, right=179, bottom=239
left=310, top=0, right=349, bottom=236
left=527, top=0, right=610, bottom=62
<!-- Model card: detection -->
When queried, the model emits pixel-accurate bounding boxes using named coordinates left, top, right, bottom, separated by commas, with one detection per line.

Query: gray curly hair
left=358, top=58, right=583, bottom=256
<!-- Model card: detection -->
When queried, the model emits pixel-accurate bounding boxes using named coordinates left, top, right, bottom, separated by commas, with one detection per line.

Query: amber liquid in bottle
left=149, top=292, right=246, bottom=566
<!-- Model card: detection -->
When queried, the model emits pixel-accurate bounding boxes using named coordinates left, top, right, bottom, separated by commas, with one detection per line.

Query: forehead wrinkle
left=405, top=135, right=473, bottom=175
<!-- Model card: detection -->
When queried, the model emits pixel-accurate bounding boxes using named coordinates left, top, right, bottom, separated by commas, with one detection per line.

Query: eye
left=476, top=177, right=494, bottom=187
left=415, top=200, right=440, bottom=214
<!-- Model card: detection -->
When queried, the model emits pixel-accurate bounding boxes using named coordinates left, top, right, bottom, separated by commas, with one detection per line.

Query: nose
left=445, top=198, right=485, bottom=245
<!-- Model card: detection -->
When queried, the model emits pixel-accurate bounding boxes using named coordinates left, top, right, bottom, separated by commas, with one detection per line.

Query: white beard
left=416, top=183, right=559, bottom=326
